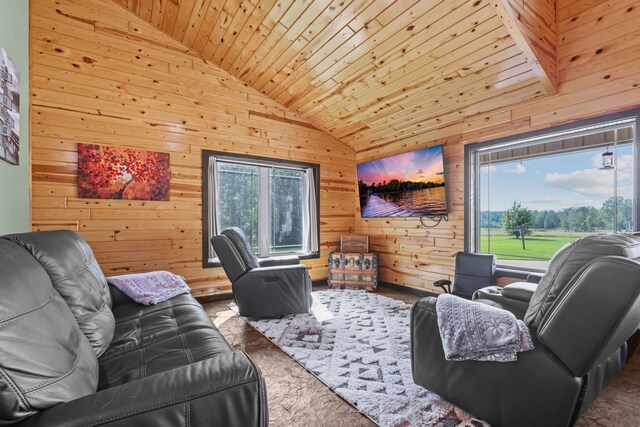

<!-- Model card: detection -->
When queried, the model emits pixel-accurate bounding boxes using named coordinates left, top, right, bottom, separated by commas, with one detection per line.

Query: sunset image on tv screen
left=357, top=145, right=447, bottom=217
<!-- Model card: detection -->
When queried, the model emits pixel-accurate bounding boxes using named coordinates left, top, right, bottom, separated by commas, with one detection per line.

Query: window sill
left=298, top=251, right=320, bottom=261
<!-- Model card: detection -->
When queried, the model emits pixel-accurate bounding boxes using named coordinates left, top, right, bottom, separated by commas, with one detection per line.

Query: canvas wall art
left=78, top=144, right=170, bottom=201
left=0, top=47, right=20, bottom=165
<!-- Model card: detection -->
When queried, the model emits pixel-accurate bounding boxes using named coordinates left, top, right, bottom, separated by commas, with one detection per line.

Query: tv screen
left=357, top=145, right=447, bottom=218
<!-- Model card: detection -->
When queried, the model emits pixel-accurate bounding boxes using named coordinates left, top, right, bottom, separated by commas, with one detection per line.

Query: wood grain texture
left=491, top=0, right=558, bottom=94
left=114, top=0, right=550, bottom=152
left=30, top=0, right=640, bottom=296
left=355, top=0, right=640, bottom=294
left=30, top=0, right=356, bottom=297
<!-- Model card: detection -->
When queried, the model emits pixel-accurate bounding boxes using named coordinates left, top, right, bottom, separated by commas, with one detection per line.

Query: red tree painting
left=78, top=144, right=170, bottom=201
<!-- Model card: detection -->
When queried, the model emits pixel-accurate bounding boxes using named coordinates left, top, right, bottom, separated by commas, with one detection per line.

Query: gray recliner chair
left=211, top=227, right=312, bottom=318
left=433, top=252, right=496, bottom=299
left=412, top=233, right=640, bottom=427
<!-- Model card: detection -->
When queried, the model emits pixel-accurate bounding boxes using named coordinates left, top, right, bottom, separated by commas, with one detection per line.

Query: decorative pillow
left=107, top=271, right=191, bottom=305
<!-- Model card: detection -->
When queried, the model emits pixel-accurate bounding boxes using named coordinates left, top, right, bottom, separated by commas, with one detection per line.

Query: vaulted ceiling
left=113, top=0, right=557, bottom=153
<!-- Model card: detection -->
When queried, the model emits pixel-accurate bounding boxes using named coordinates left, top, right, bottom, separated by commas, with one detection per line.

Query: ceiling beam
left=491, top=0, right=558, bottom=95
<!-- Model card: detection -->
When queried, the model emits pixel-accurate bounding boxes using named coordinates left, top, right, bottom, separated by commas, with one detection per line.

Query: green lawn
left=480, top=233, right=580, bottom=260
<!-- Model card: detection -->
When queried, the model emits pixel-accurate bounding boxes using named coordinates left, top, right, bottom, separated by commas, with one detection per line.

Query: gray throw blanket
left=436, top=294, right=534, bottom=362
left=107, top=271, right=190, bottom=305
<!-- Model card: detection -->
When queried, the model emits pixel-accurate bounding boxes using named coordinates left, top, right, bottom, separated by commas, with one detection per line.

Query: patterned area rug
left=231, top=290, right=488, bottom=427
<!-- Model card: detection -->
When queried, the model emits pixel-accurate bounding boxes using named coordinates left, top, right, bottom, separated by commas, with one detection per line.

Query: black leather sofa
left=411, top=233, right=640, bottom=427
left=0, top=230, right=268, bottom=426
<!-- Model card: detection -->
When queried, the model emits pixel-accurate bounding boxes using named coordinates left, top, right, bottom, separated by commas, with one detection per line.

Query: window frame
left=464, top=109, right=640, bottom=273
left=202, top=150, right=320, bottom=269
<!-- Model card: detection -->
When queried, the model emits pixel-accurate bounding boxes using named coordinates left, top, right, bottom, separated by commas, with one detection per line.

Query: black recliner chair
left=211, top=227, right=312, bottom=318
left=433, top=252, right=496, bottom=299
left=412, top=233, right=640, bottom=427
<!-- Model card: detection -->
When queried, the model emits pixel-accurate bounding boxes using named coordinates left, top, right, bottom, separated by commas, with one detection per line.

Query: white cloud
left=545, top=151, right=634, bottom=198
left=543, top=167, right=632, bottom=198
left=618, top=154, right=634, bottom=170
left=521, top=195, right=594, bottom=207
left=590, top=154, right=604, bottom=169
left=513, top=163, right=526, bottom=174
left=544, top=168, right=613, bottom=196
left=501, top=163, right=526, bottom=174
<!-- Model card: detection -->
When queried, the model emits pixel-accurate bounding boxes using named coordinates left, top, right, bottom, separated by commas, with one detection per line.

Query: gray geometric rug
left=231, top=289, right=489, bottom=427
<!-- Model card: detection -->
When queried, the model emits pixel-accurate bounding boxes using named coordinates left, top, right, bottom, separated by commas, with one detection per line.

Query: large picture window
left=466, top=111, right=639, bottom=271
left=202, top=151, right=319, bottom=267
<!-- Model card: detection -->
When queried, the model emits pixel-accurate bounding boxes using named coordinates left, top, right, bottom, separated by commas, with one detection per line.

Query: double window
left=203, top=151, right=319, bottom=267
left=466, top=111, right=639, bottom=271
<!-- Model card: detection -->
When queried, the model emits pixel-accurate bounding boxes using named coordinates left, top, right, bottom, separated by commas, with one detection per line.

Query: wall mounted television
left=357, top=145, right=447, bottom=218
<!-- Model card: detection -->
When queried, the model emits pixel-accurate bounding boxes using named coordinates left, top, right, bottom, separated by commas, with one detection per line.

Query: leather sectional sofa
left=0, top=230, right=268, bottom=426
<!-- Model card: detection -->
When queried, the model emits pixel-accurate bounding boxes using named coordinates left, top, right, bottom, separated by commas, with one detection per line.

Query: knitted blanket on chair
left=436, top=294, right=534, bottom=362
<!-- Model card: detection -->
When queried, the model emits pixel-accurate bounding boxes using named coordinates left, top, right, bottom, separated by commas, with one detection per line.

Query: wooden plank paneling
left=491, top=0, right=558, bottom=94
left=115, top=0, right=552, bottom=152
left=31, top=0, right=640, bottom=296
left=30, top=0, right=356, bottom=297
left=354, top=0, right=640, bottom=293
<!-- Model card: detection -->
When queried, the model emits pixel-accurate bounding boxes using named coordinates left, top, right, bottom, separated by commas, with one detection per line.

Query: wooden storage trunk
left=328, top=252, right=378, bottom=291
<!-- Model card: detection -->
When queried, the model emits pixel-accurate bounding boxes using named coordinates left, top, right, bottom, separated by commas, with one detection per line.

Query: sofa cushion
left=97, top=294, right=234, bottom=389
left=524, top=233, right=640, bottom=329
left=102, top=293, right=222, bottom=360
left=0, top=240, right=99, bottom=424
left=6, top=231, right=115, bottom=357
left=222, top=227, right=260, bottom=270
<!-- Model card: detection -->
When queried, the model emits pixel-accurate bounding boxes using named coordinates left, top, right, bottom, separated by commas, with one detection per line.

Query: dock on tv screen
left=357, top=145, right=447, bottom=218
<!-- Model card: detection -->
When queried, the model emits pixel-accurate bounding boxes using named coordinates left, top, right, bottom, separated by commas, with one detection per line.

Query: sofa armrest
left=472, top=286, right=529, bottom=319
left=538, top=256, right=640, bottom=377
left=258, top=255, right=300, bottom=267
left=502, top=282, right=537, bottom=302
left=234, top=265, right=311, bottom=318
left=241, top=264, right=308, bottom=279
left=433, top=279, right=451, bottom=293
left=18, top=352, right=268, bottom=427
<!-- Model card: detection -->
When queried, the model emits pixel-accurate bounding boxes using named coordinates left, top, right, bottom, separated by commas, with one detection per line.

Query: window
left=202, top=151, right=319, bottom=267
left=466, top=111, right=639, bottom=271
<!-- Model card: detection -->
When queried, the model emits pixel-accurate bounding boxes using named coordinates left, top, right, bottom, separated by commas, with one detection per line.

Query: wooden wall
left=30, top=0, right=356, bottom=297
left=112, top=0, right=551, bottom=156
left=356, top=0, right=640, bottom=293
left=30, top=0, right=640, bottom=296
left=491, top=0, right=558, bottom=94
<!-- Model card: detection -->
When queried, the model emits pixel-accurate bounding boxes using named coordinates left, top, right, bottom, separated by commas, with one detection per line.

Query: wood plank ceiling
left=113, top=0, right=557, bottom=154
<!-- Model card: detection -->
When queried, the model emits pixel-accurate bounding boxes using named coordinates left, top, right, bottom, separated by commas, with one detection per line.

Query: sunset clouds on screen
left=357, top=145, right=445, bottom=185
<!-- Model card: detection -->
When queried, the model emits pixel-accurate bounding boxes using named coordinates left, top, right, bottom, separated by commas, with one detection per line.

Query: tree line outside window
left=467, top=112, right=638, bottom=270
